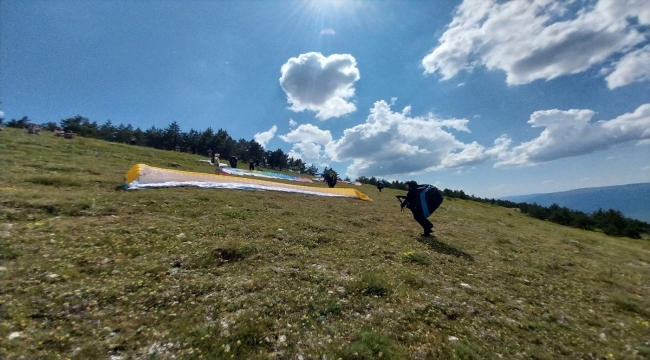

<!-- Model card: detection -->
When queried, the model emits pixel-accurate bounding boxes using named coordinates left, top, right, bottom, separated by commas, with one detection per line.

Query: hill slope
left=1, top=127, right=649, bottom=359
left=501, top=183, right=650, bottom=223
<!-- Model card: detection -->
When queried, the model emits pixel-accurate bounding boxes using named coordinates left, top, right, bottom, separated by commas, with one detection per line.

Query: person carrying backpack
left=397, top=180, right=444, bottom=237
left=229, top=155, right=238, bottom=168
left=323, top=169, right=338, bottom=188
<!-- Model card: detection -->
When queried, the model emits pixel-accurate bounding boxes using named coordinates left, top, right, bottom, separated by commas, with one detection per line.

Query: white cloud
left=324, top=100, right=499, bottom=177
left=279, top=124, right=332, bottom=145
left=605, top=45, right=650, bottom=89
left=320, top=29, right=336, bottom=35
left=289, top=118, right=297, bottom=128
left=0, top=110, right=4, bottom=118
left=277, top=100, right=491, bottom=177
left=422, top=0, right=650, bottom=87
left=277, top=101, right=650, bottom=178
left=495, top=103, right=650, bottom=167
left=279, top=124, right=333, bottom=166
left=286, top=142, right=329, bottom=166
left=637, top=139, right=650, bottom=146
left=279, top=52, right=360, bottom=119
left=253, top=125, right=277, bottom=148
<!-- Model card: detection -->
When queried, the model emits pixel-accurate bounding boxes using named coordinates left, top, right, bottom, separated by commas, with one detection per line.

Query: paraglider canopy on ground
left=123, top=164, right=372, bottom=201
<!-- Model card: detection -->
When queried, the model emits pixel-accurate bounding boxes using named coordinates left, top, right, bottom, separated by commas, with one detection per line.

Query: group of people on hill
left=321, top=169, right=442, bottom=237
left=210, top=148, right=442, bottom=238
left=248, top=158, right=261, bottom=171
left=226, top=155, right=262, bottom=170
left=209, top=152, right=262, bottom=172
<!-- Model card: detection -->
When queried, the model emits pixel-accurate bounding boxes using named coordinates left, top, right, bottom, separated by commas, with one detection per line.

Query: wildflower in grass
left=402, top=251, right=430, bottom=265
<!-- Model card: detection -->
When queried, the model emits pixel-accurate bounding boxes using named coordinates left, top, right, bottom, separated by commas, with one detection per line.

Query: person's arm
left=403, top=189, right=418, bottom=209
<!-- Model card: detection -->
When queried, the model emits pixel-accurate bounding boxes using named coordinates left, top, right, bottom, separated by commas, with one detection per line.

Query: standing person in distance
left=229, top=155, right=238, bottom=168
left=213, top=153, right=221, bottom=174
left=323, top=169, right=338, bottom=188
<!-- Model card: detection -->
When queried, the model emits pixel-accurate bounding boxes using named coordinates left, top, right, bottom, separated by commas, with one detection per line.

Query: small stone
left=279, top=335, right=287, bottom=343
left=8, top=332, right=21, bottom=340
left=460, top=283, right=471, bottom=289
left=448, top=336, right=459, bottom=342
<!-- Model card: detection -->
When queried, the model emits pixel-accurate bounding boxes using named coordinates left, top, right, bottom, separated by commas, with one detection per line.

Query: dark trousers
left=412, top=210, right=433, bottom=233
left=412, top=194, right=443, bottom=233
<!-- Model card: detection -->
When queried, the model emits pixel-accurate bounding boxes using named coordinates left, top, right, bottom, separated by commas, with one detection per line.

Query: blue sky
left=2, top=0, right=649, bottom=198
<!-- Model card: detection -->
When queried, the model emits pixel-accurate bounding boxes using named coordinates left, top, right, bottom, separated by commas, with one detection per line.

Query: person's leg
left=412, top=211, right=433, bottom=235
left=421, top=217, right=434, bottom=235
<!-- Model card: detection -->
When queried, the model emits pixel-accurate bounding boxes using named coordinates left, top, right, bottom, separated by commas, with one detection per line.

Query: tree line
left=4, top=115, right=320, bottom=175
left=356, top=176, right=650, bottom=239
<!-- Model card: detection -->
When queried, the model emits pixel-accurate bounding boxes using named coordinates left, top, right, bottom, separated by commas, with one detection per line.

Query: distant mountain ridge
left=500, top=183, right=650, bottom=223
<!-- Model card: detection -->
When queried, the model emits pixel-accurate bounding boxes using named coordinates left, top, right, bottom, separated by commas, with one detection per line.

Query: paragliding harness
left=324, top=170, right=338, bottom=188
left=396, top=185, right=443, bottom=217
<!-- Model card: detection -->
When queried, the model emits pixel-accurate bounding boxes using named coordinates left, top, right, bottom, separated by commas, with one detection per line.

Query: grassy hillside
left=1, top=127, right=649, bottom=359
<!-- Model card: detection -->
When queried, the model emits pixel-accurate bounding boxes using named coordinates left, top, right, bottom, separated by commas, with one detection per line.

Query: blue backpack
left=417, top=185, right=444, bottom=217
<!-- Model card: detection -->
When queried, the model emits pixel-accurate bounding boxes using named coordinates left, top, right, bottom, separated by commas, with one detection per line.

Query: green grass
left=1, top=127, right=649, bottom=359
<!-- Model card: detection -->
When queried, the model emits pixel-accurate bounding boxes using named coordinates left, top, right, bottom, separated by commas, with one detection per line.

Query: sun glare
left=279, top=0, right=379, bottom=41
left=307, top=0, right=364, bottom=13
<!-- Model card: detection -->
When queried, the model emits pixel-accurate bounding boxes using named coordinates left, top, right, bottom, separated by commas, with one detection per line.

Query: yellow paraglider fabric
left=123, top=164, right=372, bottom=201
